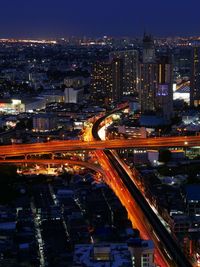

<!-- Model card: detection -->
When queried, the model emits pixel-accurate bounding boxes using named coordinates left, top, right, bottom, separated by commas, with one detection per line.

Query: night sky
left=0, top=0, right=200, bottom=38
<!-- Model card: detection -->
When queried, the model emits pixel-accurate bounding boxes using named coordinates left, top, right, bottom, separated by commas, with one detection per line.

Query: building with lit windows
left=139, top=34, right=157, bottom=113
left=128, top=239, right=155, bottom=267
left=139, top=63, right=158, bottom=112
left=190, top=46, right=200, bottom=106
left=0, top=99, right=25, bottom=114
left=64, top=76, right=89, bottom=88
left=142, top=33, right=156, bottom=64
left=91, top=59, right=123, bottom=105
left=91, top=62, right=112, bottom=105
left=91, top=50, right=138, bottom=105
left=139, top=34, right=173, bottom=120
left=117, top=125, right=147, bottom=139
left=33, top=113, right=58, bottom=132
left=173, top=47, right=191, bottom=80
left=111, top=58, right=123, bottom=102
left=110, top=50, right=139, bottom=96
left=155, top=55, right=173, bottom=120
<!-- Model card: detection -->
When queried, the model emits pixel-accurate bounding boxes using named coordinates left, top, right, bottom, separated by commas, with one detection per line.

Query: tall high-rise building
left=139, top=34, right=173, bottom=119
left=111, top=58, right=123, bottom=102
left=91, top=58, right=123, bottom=105
left=139, top=34, right=157, bottom=113
left=173, top=47, right=192, bottom=79
left=156, top=55, right=173, bottom=120
left=139, top=63, right=158, bottom=112
left=91, top=62, right=112, bottom=105
left=142, top=33, right=156, bottom=63
left=191, top=46, right=200, bottom=106
left=109, top=50, right=139, bottom=96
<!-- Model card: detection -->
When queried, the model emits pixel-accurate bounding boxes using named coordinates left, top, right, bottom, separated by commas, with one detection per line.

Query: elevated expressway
left=0, top=159, right=104, bottom=175
left=0, top=104, right=197, bottom=266
left=92, top=111, right=193, bottom=267
left=0, top=136, right=199, bottom=159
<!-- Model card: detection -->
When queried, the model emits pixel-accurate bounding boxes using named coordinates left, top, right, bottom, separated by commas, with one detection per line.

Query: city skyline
left=0, top=2, right=200, bottom=266
left=0, top=0, right=200, bottom=38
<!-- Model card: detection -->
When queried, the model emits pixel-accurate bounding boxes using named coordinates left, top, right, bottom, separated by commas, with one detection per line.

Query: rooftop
left=73, top=243, right=132, bottom=267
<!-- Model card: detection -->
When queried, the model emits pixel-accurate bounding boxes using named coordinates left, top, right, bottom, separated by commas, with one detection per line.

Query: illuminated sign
left=12, top=99, right=21, bottom=105
left=157, top=84, right=168, bottom=96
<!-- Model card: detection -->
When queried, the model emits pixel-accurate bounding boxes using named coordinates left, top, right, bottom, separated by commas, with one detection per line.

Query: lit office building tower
left=139, top=34, right=173, bottom=119
left=156, top=55, right=173, bottom=120
left=191, top=46, right=200, bottom=106
left=91, top=62, right=112, bottom=105
left=109, top=50, right=139, bottom=96
left=111, top=58, right=123, bottom=102
left=91, top=58, right=123, bottom=105
left=139, top=33, right=157, bottom=112
left=173, top=47, right=192, bottom=79
left=142, top=33, right=156, bottom=63
left=139, top=63, right=158, bottom=112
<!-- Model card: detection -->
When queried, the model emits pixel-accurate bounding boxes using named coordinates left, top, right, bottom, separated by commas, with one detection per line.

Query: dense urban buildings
left=109, top=50, right=139, bottom=96
left=191, top=46, right=200, bottom=106
left=0, top=34, right=200, bottom=266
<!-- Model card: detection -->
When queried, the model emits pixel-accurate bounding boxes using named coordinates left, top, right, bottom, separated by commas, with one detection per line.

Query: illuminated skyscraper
left=191, top=46, right=200, bottom=106
left=139, top=63, right=158, bottom=112
left=156, top=55, right=173, bottom=120
left=109, top=50, right=139, bottom=96
left=142, top=33, right=156, bottom=63
left=139, top=34, right=173, bottom=119
left=111, top=58, right=123, bottom=102
left=91, top=58, right=123, bottom=105
left=91, top=62, right=112, bottom=105
left=139, top=34, right=157, bottom=112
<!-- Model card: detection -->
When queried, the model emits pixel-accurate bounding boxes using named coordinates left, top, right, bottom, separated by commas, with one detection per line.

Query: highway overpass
left=0, top=136, right=199, bottom=158
left=92, top=109, right=193, bottom=267
left=0, top=159, right=104, bottom=175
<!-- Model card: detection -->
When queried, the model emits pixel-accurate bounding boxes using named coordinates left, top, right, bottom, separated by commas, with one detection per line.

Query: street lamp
left=184, top=141, right=188, bottom=156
